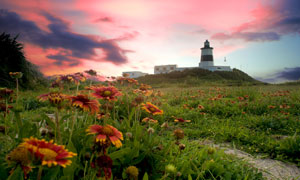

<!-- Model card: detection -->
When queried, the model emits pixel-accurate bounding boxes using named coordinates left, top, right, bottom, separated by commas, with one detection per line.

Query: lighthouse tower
left=199, top=40, right=214, bottom=67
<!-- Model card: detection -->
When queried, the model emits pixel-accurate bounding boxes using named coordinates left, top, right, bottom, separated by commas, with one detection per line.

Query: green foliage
left=2, top=79, right=300, bottom=179
left=137, top=68, right=264, bottom=87
left=0, top=32, right=48, bottom=89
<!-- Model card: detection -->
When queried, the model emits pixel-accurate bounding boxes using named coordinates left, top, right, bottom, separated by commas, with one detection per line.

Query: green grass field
left=1, top=78, right=299, bottom=180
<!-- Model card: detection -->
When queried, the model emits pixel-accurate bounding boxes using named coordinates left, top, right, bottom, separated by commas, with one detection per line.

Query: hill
left=0, top=33, right=47, bottom=89
left=137, top=68, right=265, bottom=87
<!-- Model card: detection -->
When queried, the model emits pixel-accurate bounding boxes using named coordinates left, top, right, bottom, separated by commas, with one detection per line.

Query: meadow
left=1, top=73, right=300, bottom=180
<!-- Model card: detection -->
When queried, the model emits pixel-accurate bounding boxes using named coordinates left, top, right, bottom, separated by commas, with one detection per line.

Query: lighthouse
left=199, top=40, right=214, bottom=67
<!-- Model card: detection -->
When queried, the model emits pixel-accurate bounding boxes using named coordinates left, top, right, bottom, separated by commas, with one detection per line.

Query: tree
left=0, top=32, right=47, bottom=89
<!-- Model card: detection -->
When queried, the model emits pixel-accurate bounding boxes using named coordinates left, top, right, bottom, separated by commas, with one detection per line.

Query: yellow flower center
left=149, top=107, right=156, bottom=112
left=103, top=90, right=112, bottom=96
left=102, top=126, right=114, bottom=136
left=39, top=148, right=58, bottom=160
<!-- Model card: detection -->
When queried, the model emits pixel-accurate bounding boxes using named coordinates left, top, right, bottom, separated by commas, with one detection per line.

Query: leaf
left=7, top=166, right=23, bottom=180
left=142, top=172, right=148, bottom=180
left=43, top=166, right=60, bottom=180
left=42, top=113, right=55, bottom=130
left=188, top=174, right=193, bottom=180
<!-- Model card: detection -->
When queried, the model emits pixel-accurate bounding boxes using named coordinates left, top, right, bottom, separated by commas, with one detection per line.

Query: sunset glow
left=1, top=0, right=300, bottom=82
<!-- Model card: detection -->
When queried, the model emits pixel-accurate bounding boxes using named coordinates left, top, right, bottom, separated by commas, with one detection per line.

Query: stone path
left=198, top=140, right=300, bottom=180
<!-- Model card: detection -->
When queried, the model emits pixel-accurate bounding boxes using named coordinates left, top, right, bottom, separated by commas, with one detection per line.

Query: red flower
left=92, top=86, right=122, bottom=101
left=21, top=137, right=76, bottom=168
left=174, top=117, right=191, bottom=123
left=93, top=155, right=113, bottom=180
left=86, top=124, right=123, bottom=148
left=69, top=94, right=100, bottom=114
left=141, top=102, right=163, bottom=115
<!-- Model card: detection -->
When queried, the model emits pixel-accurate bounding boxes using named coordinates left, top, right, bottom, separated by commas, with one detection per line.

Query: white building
left=154, top=40, right=232, bottom=74
left=122, top=71, right=148, bottom=78
left=154, top=65, right=177, bottom=74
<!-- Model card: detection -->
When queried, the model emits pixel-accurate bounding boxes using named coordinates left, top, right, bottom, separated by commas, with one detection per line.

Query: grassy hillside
left=137, top=68, right=265, bottom=87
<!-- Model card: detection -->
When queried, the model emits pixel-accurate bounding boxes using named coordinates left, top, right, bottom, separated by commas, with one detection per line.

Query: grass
left=1, top=77, right=299, bottom=179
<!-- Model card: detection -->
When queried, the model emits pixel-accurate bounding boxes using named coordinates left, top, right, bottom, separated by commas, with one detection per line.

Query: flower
left=69, top=94, right=100, bottom=114
left=141, top=102, right=163, bottom=115
left=0, top=103, right=13, bottom=114
left=6, top=146, right=33, bottom=179
left=0, top=88, right=13, bottom=101
left=92, top=86, right=122, bottom=101
left=86, top=125, right=123, bottom=148
left=56, top=74, right=74, bottom=84
left=125, top=166, right=139, bottom=180
left=73, top=72, right=86, bottom=84
left=21, top=137, right=77, bottom=168
left=142, top=117, right=158, bottom=124
left=198, top=105, right=205, bottom=110
left=165, top=164, right=176, bottom=174
left=93, top=155, right=113, bottom=180
left=38, top=92, right=68, bottom=107
left=147, top=127, right=155, bottom=134
left=179, top=144, right=185, bottom=150
left=6, top=146, right=31, bottom=166
left=85, top=69, right=97, bottom=76
left=9, top=72, right=23, bottom=79
left=173, top=129, right=184, bottom=140
left=174, top=117, right=191, bottom=123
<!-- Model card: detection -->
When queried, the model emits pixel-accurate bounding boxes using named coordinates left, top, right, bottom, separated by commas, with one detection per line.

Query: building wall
left=154, top=65, right=177, bottom=74
left=122, top=71, right=148, bottom=78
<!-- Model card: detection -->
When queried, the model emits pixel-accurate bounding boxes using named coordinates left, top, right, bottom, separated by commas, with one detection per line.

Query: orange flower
left=86, top=125, right=123, bottom=148
left=69, top=94, right=100, bottom=114
left=0, top=88, right=13, bottom=101
left=174, top=117, right=191, bottom=123
left=9, top=72, right=23, bottom=79
left=21, top=137, right=76, bottom=168
left=198, top=105, right=205, bottom=110
left=142, top=117, right=158, bottom=123
left=92, top=86, right=122, bottom=101
left=142, top=102, right=163, bottom=115
left=268, top=105, right=276, bottom=109
left=38, top=92, right=68, bottom=107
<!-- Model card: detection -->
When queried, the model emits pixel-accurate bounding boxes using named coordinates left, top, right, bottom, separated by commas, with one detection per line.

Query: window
left=163, top=67, right=166, bottom=71
left=170, top=67, right=174, bottom=70
left=155, top=67, right=160, bottom=71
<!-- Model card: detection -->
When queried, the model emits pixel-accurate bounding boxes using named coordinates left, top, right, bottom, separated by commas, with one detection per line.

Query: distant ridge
left=137, top=68, right=264, bottom=86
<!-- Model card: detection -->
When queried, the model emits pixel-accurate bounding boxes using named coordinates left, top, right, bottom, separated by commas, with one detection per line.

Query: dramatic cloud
left=212, top=0, right=300, bottom=42
left=94, top=16, right=113, bottom=23
left=256, top=67, right=300, bottom=83
left=0, top=9, right=128, bottom=66
left=276, top=67, right=300, bottom=81
left=212, top=32, right=280, bottom=42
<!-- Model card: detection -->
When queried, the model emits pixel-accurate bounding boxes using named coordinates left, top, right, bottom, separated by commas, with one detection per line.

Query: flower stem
left=16, top=78, right=19, bottom=106
left=55, top=109, right=62, bottom=144
left=37, top=166, right=43, bottom=180
left=68, top=110, right=77, bottom=145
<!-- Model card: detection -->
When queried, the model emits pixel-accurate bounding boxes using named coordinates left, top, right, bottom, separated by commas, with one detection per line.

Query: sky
left=0, top=0, right=300, bottom=82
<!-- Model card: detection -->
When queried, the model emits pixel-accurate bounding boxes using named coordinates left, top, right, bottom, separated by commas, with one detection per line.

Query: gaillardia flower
left=142, top=117, right=158, bottom=124
left=174, top=117, right=191, bottom=123
left=21, top=137, right=77, bottom=168
left=6, top=146, right=32, bottom=179
left=69, top=94, right=100, bottom=114
left=92, top=86, right=122, bottom=101
left=86, top=125, right=123, bottom=148
left=141, top=102, right=163, bottom=115
left=9, top=72, right=23, bottom=79
left=38, top=92, right=68, bottom=108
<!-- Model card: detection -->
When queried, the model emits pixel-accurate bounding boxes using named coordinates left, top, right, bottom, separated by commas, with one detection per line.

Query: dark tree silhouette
left=0, top=32, right=47, bottom=89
